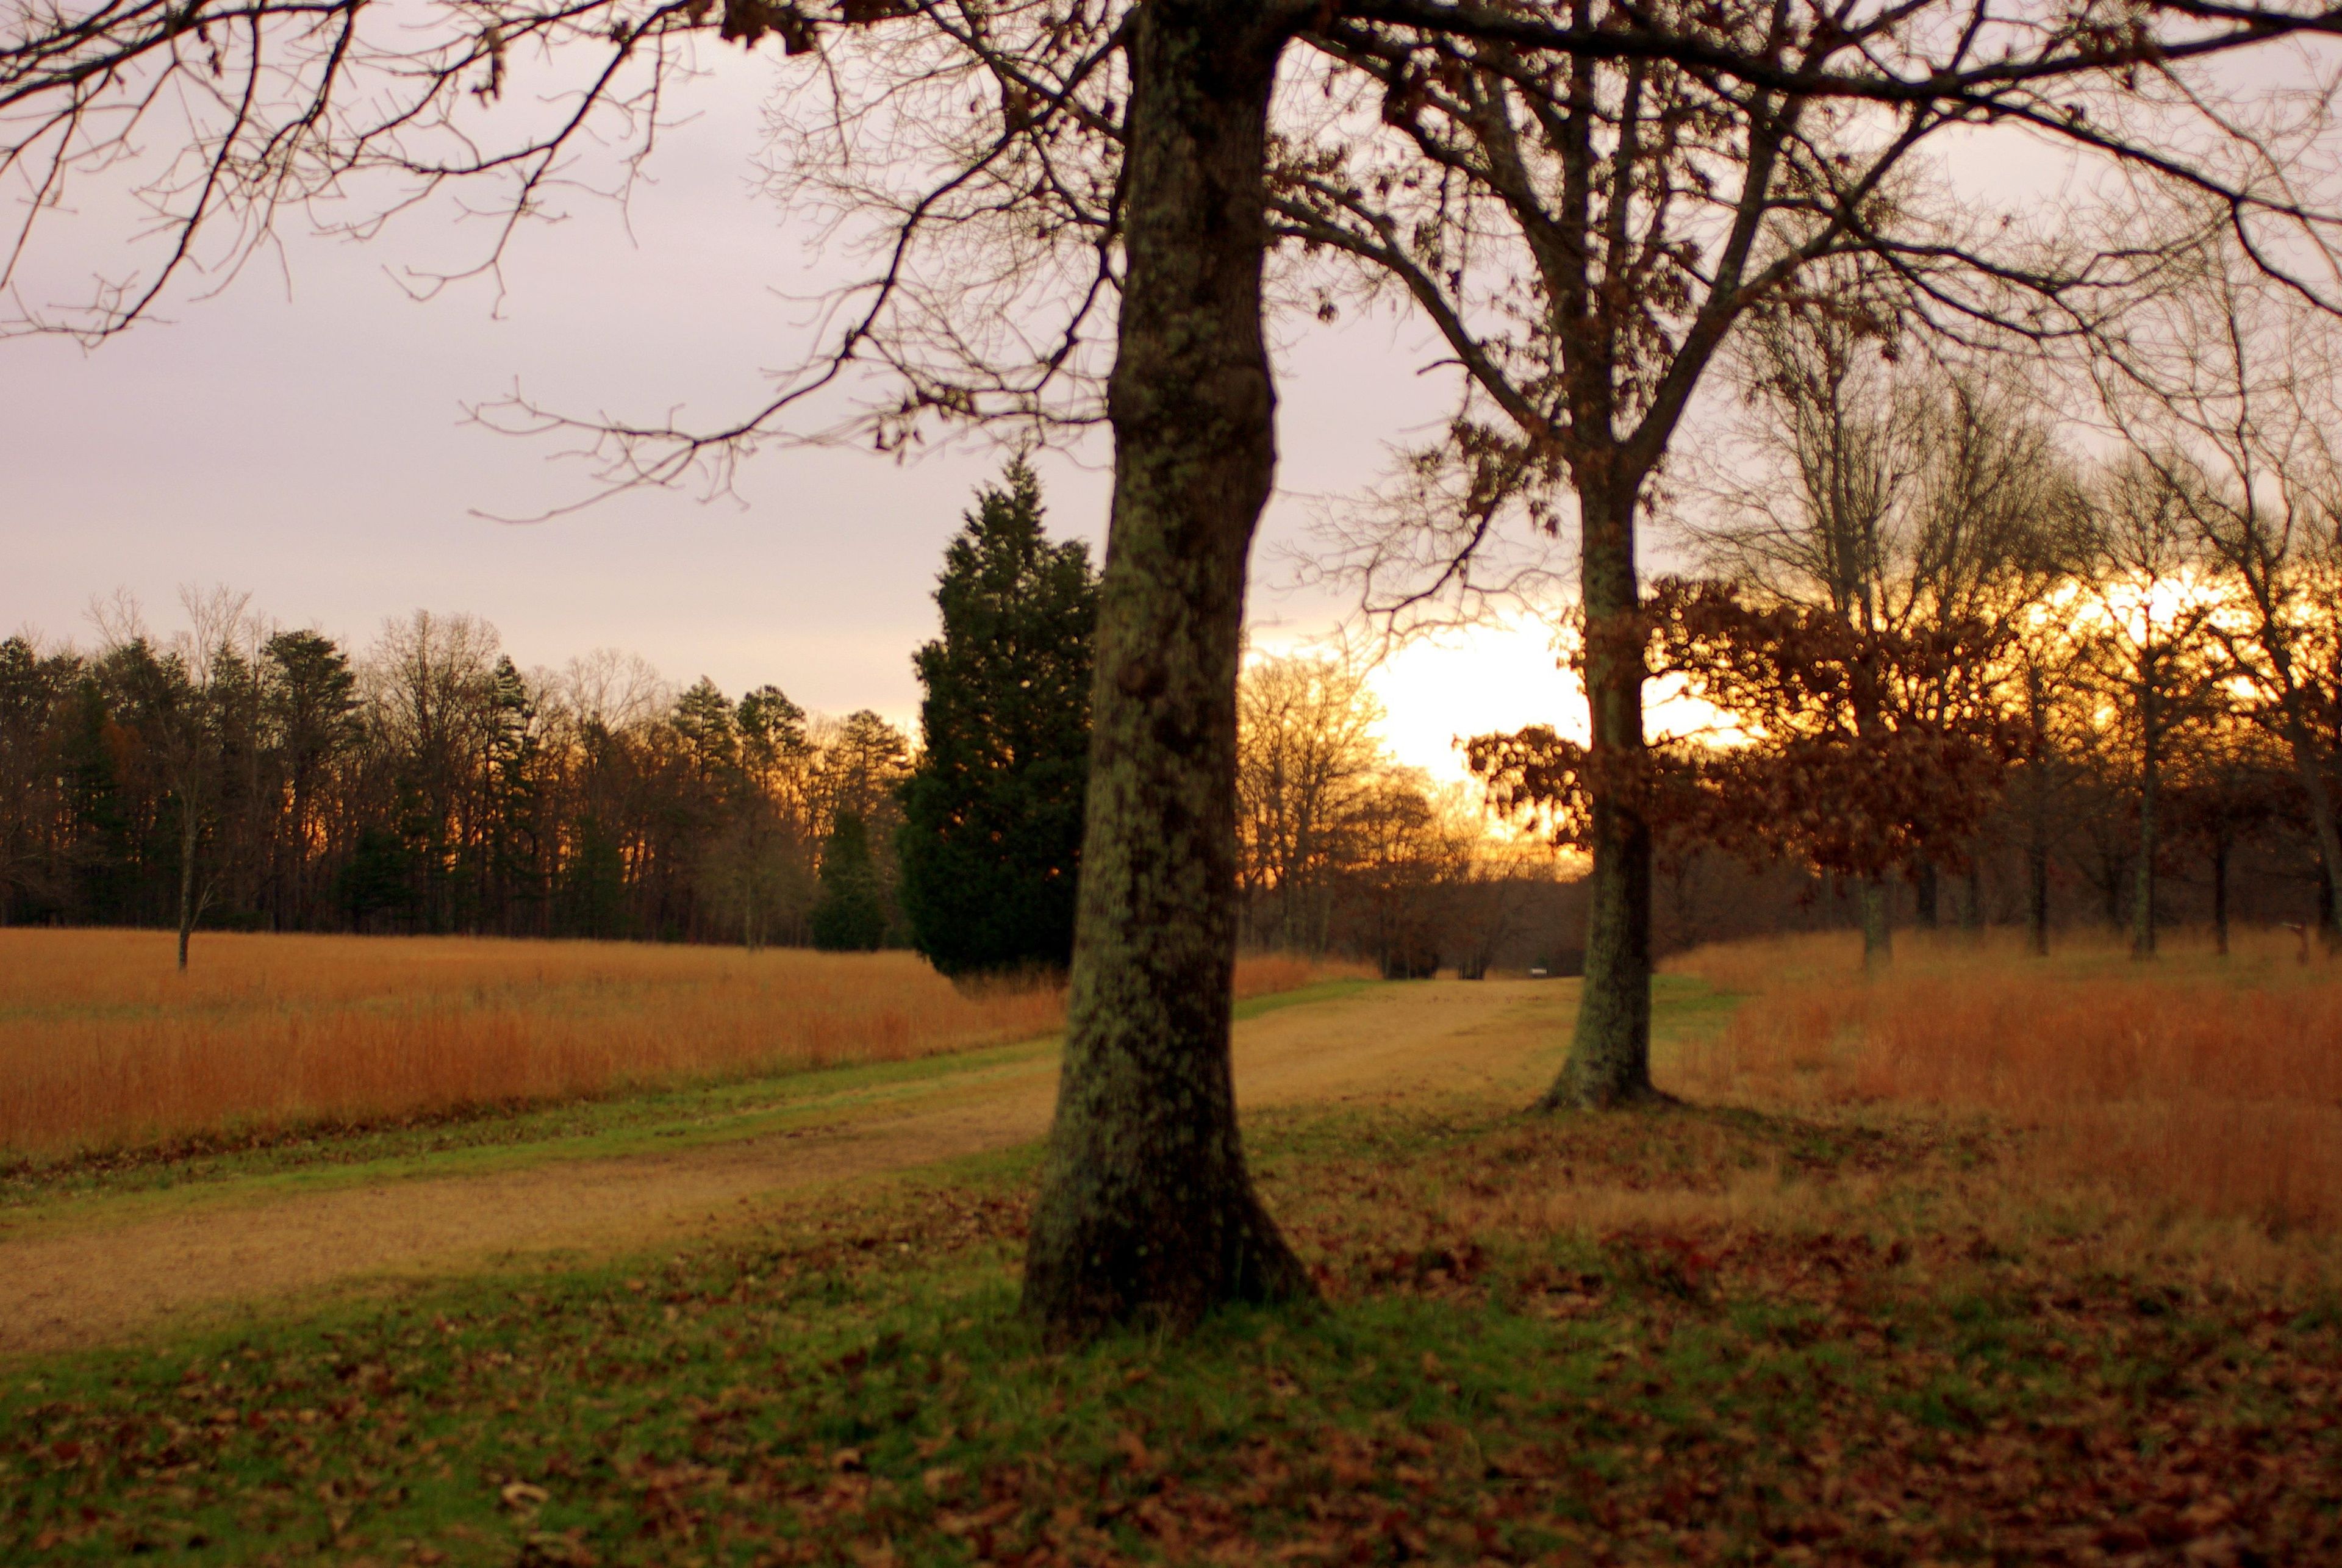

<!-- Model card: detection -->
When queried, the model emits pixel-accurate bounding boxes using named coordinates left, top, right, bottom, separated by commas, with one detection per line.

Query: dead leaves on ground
left=5, top=1110, right=2341, bottom=1566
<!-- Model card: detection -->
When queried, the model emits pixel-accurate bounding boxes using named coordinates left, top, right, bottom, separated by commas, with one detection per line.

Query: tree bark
left=1021, top=1, right=1311, bottom=1344
left=176, top=797, right=198, bottom=974
left=2024, top=664, right=2052, bottom=957
left=2132, top=676, right=2158, bottom=959
left=2027, top=836, right=2051, bottom=957
left=2270, top=686, right=2342, bottom=956
left=1859, top=877, right=1892, bottom=975
left=1542, top=481, right=1658, bottom=1110
left=2212, top=835, right=2230, bottom=958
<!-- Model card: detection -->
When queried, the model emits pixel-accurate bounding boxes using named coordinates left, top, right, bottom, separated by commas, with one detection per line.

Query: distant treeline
left=0, top=594, right=1580, bottom=974
left=0, top=458, right=1583, bottom=980
left=0, top=605, right=912, bottom=947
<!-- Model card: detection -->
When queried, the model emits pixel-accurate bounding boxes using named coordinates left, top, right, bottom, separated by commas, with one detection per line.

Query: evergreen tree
left=263, top=629, right=359, bottom=929
left=899, top=459, right=1098, bottom=976
left=810, top=812, right=886, bottom=952
left=337, top=826, right=414, bottom=931
left=560, top=812, right=630, bottom=940
left=671, top=676, right=740, bottom=782
left=482, top=656, right=546, bottom=933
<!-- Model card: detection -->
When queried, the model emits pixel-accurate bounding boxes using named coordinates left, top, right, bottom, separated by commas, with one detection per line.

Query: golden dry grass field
left=1664, top=927, right=2342, bottom=1240
left=0, top=930, right=1361, bottom=1161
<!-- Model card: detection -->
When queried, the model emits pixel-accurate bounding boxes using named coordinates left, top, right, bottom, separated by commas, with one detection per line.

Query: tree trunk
left=1860, top=877, right=1892, bottom=975
left=2024, top=664, right=2051, bottom=957
left=1021, top=1, right=1309, bottom=1344
left=1542, top=481, right=1657, bottom=1110
left=176, top=793, right=199, bottom=973
left=2027, top=835, right=2050, bottom=957
left=2133, top=681, right=2158, bottom=959
left=2272, top=693, right=2342, bottom=956
left=2212, top=835, right=2230, bottom=958
left=1914, top=862, right=1939, bottom=929
left=1962, top=854, right=1985, bottom=936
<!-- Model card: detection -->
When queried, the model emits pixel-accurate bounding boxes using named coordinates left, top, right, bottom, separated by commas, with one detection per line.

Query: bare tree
left=1706, top=302, right=1926, bottom=968
left=1267, top=2, right=2342, bottom=1106
left=1234, top=651, right=1387, bottom=951
left=91, top=589, right=263, bottom=970
left=2094, top=220, right=2342, bottom=950
left=15, top=0, right=2342, bottom=1331
left=2006, top=607, right=2096, bottom=955
left=1702, top=310, right=2077, bottom=967
left=2069, top=459, right=2224, bottom=956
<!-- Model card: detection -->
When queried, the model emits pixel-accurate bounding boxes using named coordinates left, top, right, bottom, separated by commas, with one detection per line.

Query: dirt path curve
left=1, top=981, right=1566, bottom=1358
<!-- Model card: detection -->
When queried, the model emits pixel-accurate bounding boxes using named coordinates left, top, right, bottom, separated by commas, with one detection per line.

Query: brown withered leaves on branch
left=1470, top=579, right=2026, bottom=882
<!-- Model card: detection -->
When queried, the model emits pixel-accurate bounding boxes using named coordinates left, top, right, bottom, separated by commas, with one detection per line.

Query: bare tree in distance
left=1705, top=300, right=1928, bottom=971
left=2070, top=459, right=2226, bottom=957
left=16, top=0, right=2342, bottom=1334
left=2090, top=213, right=2342, bottom=950
left=1696, top=298, right=2080, bottom=967
left=1234, top=650, right=1388, bottom=953
left=89, top=588, right=264, bottom=972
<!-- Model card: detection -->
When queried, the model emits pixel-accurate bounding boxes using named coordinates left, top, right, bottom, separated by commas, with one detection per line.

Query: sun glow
left=1252, top=612, right=1733, bottom=787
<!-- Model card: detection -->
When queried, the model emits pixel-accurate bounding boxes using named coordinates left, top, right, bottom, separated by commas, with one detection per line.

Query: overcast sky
left=0, top=40, right=2133, bottom=781
left=2, top=47, right=1596, bottom=779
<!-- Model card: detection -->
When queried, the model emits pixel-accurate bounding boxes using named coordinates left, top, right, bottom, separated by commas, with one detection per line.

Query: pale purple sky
left=3, top=49, right=1542, bottom=767
left=0, top=42, right=2230, bottom=777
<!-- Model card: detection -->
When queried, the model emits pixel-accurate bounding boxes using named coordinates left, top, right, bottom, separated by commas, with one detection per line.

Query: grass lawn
left=5, top=953, right=2340, bottom=1566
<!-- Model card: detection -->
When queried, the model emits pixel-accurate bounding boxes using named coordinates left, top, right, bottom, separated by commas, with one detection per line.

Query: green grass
left=6, top=1089, right=2340, bottom=1566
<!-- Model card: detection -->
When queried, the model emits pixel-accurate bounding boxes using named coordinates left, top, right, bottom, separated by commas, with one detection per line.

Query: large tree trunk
left=1021, top=1, right=1309, bottom=1344
left=1542, top=481, right=1657, bottom=1110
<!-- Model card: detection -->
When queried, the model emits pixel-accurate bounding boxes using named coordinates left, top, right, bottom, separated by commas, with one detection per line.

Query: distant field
left=1667, top=927, right=2342, bottom=1235
left=0, top=931, right=1364, bottom=1160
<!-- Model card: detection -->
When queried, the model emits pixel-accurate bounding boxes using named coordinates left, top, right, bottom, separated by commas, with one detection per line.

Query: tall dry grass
left=0, top=931, right=1364, bottom=1159
left=1666, top=928, right=2342, bottom=1232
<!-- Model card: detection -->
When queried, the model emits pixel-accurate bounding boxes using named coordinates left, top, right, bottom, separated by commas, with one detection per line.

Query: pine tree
left=482, top=656, right=545, bottom=933
left=899, top=460, right=1098, bottom=978
left=262, top=629, right=359, bottom=929
left=810, top=812, right=886, bottom=952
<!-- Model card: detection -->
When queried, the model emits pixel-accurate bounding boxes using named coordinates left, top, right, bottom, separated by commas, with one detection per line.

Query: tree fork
left=1021, top=0, right=1312, bottom=1344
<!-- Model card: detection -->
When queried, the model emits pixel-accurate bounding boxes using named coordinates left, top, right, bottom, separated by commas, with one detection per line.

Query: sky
left=0, top=33, right=2222, bottom=784
left=0, top=46, right=1594, bottom=785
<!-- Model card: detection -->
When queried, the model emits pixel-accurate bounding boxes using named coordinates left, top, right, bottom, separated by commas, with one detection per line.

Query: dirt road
left=1, top=980, right=1567, bottom=1358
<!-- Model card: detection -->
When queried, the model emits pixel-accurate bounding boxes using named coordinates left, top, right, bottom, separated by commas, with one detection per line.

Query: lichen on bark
left=1020, top=0, right=1313, bottom=1344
